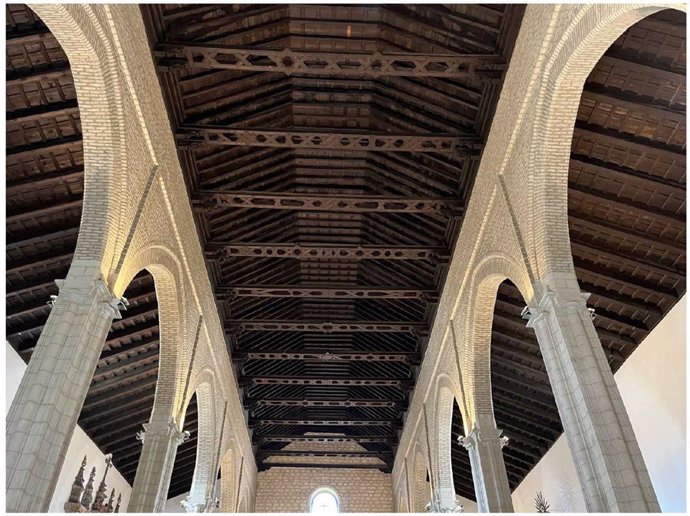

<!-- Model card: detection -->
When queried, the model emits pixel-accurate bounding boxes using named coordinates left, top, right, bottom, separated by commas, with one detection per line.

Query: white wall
left=164, top=492, right=189, bottom=512
left=6, top=343, right=133, bottom=513
left=512, top=296, right=686, bottom=512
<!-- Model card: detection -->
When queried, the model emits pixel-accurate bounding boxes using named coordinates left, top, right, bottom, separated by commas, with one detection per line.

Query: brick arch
left=432, top=374, right=463, bottom=503
left=219, top=443, right=237, bottom=512
left=411, top=443, right=431, bottom=512
left=27, top=4, right=128, bottom=275
left=462, top=254, right=532, bottom=424
left=117, top=244, right=189, bottom=424
left=186, top=375, right=219, bottom=509
left=529, top=3, right=687, bottom=282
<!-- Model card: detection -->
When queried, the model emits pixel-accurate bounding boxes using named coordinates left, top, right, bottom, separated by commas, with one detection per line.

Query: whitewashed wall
left=6, top=343, right=133, bottom=513
left=512, top=296, right=686, bottom=513
left=164, top=492, right=188, bottom=512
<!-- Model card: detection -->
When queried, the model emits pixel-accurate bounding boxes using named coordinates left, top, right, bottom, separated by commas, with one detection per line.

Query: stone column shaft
left=129, top=419, right=189, bottom=512
left=460, top=416, right=513, bottom=513
left=6, top=274, right=120, bottom=512
left=528, top=290, right=659, bottom=512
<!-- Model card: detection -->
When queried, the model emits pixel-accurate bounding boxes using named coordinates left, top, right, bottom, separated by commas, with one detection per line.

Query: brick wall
left=254, top=438, right=393, bottom=512
left=255, top=467, right=393, bottom=513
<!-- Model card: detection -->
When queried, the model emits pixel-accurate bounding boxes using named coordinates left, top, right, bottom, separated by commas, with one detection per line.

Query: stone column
left=6, top=272, right=121, bottom=513
left=128, top=419, right=190, bottom=512
left=527, top=289, right=660, bottom=512
left=459, top=415, right=513, bottom=513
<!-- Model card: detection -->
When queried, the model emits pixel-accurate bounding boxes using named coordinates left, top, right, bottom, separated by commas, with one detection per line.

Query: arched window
left=309, top=488, right=339, bottom=514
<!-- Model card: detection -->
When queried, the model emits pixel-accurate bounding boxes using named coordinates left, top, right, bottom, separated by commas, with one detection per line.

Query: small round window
left=309, top=488, right=339, bottom=514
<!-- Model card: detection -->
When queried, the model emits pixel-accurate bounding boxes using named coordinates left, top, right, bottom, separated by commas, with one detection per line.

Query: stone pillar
left=459, top=415, right=513, bottom=513
left=6, top=272, right=121, bottom=513
left=527, top=289, right=660, bottom=512
left=128, top=419, right=190, bottom=512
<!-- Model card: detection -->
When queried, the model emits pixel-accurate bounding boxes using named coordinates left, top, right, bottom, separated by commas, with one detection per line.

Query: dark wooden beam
left=87, top=362, right=158, bottom=397
left=248, top=398, right=401, bottom=409
left=6, top=62, right=71, bottom=87
left=599, top=53, right=685, bottom=88
left=227, top=319, right=426, bottom=334
left=217, top=285, right=435, bottom=300
left=178, top=125, right=480, bottom=154
left=83, top=376, right=158, bottom=412
left=569, top=211, right=685, bottom=256
left=6, top=196, right=83, bottom=224
left=6, top=134, right=82, bottom=160
left=6, top=99, right=80, bottom=124
left=234, top=351, right=418, bottom=364
left=156, top=42, right=505, bottom=79
left=91, top=348, right=160, bottom=382
left=569, top=181, right=684, bottom=228
left=194, top=190, right=462, bottom=214
left=206, top=241, right=448, bottom=261
left=571, top=239, right=683, bottom=281
left=573, top=256, right=679, bottom=302
left=574, top=122, right=686, bottom=165
left=240, top=376, right=413, bottom=387
left=250, top=418, right=399, bottom=427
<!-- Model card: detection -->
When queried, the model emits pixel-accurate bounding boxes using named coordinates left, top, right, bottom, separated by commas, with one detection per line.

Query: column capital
left=456, top=421, right=506, bottom=450
left=138, top=420, right=190, bottom=445
left=54, top=277, right=125, bottom=319
left=525, top=289, right=591, bottom=328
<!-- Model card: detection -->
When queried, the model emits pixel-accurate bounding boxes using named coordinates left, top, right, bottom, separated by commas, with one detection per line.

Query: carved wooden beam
left=177, top=125, right=481, bottom=154
left=226, top=319, right=427, bottom=334
left=205, top=242, right=449, bottom=261
left=156, top=42, right=505, bottom=79
left=217, top=285, right=436, bottom=300
left=194, top=190, right=462, bottom=214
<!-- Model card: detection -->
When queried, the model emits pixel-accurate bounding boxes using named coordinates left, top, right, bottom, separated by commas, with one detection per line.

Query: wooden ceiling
left=5, top=3, right=685, bottom=505
left=140, top=1, right=525, bottom=486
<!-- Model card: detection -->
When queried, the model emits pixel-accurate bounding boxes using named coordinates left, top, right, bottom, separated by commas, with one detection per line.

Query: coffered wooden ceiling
left=6, top=3, right=685, bottom=504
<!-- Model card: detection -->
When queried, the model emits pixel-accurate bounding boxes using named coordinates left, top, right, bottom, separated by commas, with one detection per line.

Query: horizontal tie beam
left=250, top=418, right=398, bottom=427
left=217, top=285, right=436, bottom=300
left=177, top=126, right=481, bottom=154
left=247, top=399, right=402, bottom=408
left=240, top=376, right=413, bottom=387
left=233, top=351, right=419, bottom=364
left=156, top=42, right=505, bottom=79
left=253, top=435, right=395, bottom=444
left=194, top=190, right=462, bottom=214
left=226, top=320, right=427, bottom=334
left=205, top=242, right=449, bottom=261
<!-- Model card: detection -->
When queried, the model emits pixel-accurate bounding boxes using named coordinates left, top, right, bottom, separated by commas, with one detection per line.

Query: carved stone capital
left=526, top=290, right=591, bottom=329
left=138, top=420, right=189, bottom=446
left=54, top=277, right=124, bottom=319
left=457, top=422, right=505, bottom=449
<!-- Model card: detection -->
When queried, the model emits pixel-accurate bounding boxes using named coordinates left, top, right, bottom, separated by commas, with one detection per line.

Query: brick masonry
left=255, top=468, right=393, bottom=513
